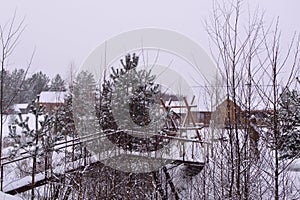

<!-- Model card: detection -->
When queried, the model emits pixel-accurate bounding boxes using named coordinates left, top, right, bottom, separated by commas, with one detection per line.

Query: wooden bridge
left=1, top=97, right=207, bottom=196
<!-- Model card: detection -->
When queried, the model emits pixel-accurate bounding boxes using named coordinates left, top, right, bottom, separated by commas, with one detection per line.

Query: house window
left=198, top=112, right=205, bottom=120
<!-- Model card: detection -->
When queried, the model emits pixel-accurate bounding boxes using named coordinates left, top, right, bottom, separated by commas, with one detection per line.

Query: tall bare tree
left=205, top=0, right=300, bottom=199
left=0, top=11, right=27, bottom=191
left=257, top=20, right=300, bottom=200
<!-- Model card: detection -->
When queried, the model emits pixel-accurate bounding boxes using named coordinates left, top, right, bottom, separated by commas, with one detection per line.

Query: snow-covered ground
left=0, top=191, right=21, bottom=200
left=1, top=114, right=42, bottom=138
left=0, top=113, right=300, bottom=199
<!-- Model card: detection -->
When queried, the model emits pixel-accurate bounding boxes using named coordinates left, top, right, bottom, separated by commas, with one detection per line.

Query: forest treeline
left=0, top=69, right=66, bottom=110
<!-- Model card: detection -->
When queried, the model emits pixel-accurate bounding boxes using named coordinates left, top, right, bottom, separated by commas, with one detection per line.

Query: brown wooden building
left=39, top=91, right=67, bottom=113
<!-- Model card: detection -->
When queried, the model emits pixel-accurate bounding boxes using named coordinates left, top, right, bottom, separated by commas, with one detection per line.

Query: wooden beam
left=183, top=97, right=202, bottom=142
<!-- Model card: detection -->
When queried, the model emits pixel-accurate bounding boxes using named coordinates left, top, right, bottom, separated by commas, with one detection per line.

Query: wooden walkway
left=2, top=97, right=207, bottom=195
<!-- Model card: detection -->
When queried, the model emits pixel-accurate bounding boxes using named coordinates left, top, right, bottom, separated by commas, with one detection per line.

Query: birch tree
left=205, top=0, right=299, bottom=199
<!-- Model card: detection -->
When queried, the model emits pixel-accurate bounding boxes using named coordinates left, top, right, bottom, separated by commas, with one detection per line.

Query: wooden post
left=183, top=97, right=202, bottom=142
left=31, top=95, right=40, bottom=200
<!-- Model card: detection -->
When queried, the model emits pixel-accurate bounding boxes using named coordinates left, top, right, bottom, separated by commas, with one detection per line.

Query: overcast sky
left=0, top=0, right=299, bottom=79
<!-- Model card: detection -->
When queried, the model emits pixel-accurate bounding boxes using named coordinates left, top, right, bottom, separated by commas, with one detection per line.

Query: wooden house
left=39, top=91, right=67, bottom=113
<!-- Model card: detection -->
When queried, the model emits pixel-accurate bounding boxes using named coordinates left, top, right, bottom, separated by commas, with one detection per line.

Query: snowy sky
left=0, top=0, right=299, bottom=79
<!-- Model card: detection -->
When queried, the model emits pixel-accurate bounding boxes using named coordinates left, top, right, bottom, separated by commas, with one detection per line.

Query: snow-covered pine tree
left=99, top=53, right=175, bottom=152
left=72, top=70, right=97, bottom=139
left=7, top=95, right=67, bottom=199
left=277, top=87, right=300, bottom=159
left=8, top=95, right=64, bottom=159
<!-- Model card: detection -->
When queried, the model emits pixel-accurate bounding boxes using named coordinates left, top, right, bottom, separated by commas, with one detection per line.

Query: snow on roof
left=13, top=104, right=28, bottom=111
left=39, top=91, right=66, bottom=104
left=168, top=100, right=199, bottom=113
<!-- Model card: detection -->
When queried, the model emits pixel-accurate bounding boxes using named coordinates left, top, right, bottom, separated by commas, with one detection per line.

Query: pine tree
left=26, top=71, right=50, bottom=100
left=8, top=96, right=64, bottom=159
left=72, top=71, right=98, bottom=139
left=0, top=69, right=12, bottom=111
left=277, top=88, right=300, bottom=159
left=0, top=68, right=28, bottom=106
left=50, top=74, right=66, bottom=91
left=99, top=53, right=173, bottom=152
left=10, top=68, right=28, bottom=103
